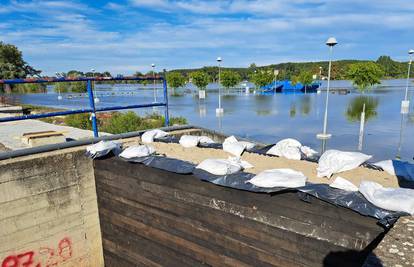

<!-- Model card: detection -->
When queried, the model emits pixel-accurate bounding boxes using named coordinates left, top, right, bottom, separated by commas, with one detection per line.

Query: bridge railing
left=0, top=75, right=169, bottom=137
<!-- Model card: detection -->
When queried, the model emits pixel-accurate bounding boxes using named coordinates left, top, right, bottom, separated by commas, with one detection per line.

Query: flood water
left=10, top=79, right=414, bottom=162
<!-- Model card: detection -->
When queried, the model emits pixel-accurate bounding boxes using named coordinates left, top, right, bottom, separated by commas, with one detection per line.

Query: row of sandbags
left=85, top=130, right=414, bottom=215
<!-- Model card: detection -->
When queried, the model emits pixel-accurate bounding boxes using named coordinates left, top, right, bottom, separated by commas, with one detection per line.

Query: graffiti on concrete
left=1, top=237, right=72, bottom=267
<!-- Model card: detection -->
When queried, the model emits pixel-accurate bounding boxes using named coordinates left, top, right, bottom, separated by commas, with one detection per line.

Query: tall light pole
left=397, top=49, right=414, bottom=159
left=91, top=68, right=99, bottom=103
left=402, top=49, right=414, bottom=113
left=55, top=72, right=62, bottom=100
left=152, top=63, right=157, bottom=103
left=216, top=57, right=223, bottom=116
left=317, top=37, right=337, bottom=145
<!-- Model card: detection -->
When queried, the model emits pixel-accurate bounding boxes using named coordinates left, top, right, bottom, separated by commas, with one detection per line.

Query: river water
left=10, top=79, right=414, bottom=162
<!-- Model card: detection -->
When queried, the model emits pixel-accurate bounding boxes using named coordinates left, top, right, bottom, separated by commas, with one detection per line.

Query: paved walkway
left=0, top=112, right=109, bottom=150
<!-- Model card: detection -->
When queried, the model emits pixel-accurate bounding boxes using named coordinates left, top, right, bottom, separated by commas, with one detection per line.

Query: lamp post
left=317, top=37, right=337, bottom=145
left=152, top=63, right=157, bottom=103
left=91, top=69, right=99, bottom=103
left=55, top=72, right=62, bottom=100
left=401, top=49, right=414, bottom=114
left=216, top=57, right=223, bottom=116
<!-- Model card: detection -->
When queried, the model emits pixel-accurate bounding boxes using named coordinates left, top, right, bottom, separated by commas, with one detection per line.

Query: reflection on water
left=9, top=79, right=414, bottom=162
left=346, top=95, right=379, bottom=122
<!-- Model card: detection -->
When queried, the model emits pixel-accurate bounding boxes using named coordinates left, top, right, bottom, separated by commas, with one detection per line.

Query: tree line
left=1, top=41, right=411, bottom=94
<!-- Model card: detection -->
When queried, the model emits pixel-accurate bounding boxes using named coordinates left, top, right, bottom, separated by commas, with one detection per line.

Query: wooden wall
left=94, top=157, right=386, bottom=267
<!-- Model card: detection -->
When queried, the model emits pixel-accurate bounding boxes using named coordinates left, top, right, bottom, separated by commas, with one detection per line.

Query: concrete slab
left=0, top=113, right=110, bottom=150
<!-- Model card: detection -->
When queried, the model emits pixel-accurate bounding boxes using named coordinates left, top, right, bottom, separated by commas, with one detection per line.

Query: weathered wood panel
left=94, top=157, right=385, bottom=267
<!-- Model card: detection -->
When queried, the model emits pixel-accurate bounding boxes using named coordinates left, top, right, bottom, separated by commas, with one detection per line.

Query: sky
left=0, top=0, right=413, bottom=76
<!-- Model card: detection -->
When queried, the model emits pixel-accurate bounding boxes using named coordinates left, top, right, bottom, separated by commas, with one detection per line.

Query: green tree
left=292, top=71, right=313, bottom=89
left=0, top=42, right=40, bottom=79
left=11, top=83, right=46, bottom=93
left=191, top=71, right=210, bottom=91
left=167, top=72, right=186, bottom=96
left=220, top=70, right=241, bottom=89
left=250, top=69, right=274, bottom=88
left=346, top=62, right=384, bottom=91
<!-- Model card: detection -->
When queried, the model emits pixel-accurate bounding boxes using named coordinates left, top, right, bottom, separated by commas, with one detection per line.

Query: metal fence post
left=86, top=79, right=99, bottom=137
left=163, top=70, right=170, bottom=126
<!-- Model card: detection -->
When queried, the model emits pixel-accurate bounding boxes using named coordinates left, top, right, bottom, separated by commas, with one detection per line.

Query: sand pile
left=145, top=142, right=399, bottom=188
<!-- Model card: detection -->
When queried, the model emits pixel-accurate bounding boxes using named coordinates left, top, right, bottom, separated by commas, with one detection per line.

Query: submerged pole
left=358, top=103, right=366, bottom=151
left=317, top=37, right=337, bottom=148
left=163, top=70, right=169, bottom=126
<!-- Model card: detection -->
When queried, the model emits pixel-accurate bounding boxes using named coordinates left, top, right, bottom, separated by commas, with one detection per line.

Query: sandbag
left=196, top=158, right=242, bottom=176
left=222, top=136, right=246, bottom=156
left=300, top=146, right=318, bottom=158
left=119, top=145, right=155, bottom=159
left=374, top=160, right=396, bottom=176
left=227, top=156, right=254, bottom=169
left=141, top=129, right=168, bottom=143
left=359, top=181, right=414, bottom=215
left=317, top=150, right=372, bottom=178
left=329, top=176, right=358, bottom=192
left=179, top=135, right=200, bottom=148
left=239, top=141, right=255, bottom=150
left=86, top=140, right=121, bottom=159
left=266, top=138, right=302, bottom=160
left=247, top=168, right=307, bottom=188
left=198, top=136, right=215, bottom=144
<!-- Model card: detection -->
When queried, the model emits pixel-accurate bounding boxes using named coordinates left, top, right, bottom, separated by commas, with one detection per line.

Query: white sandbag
left=238, top=141, right=255, bottom=150
left=119, top=145, right=155, bottom=159
left=141, top=129, right=168, bottom=143
left=223, top=136, right=246, bottom=156
left=86, top=140, right=121, bottom=158
left=198, top=136, right=215, bottom=144
left=223, top=142, right=246, bottom=157
left=359, top=181, right=414, bottom=215
left=266, top=138, right=302, bottom=160
left=329, top=176, right=358, bottom=192
left=300, top=146, right=318, bottom=158
left=227, top=156, right=254, bottom=169
left=247, top=169, right=307, bottom=188
left=196, top=159, right=242, bottom=176
left=224, top=135, right=238, bottom=144
left=179, top=135, right=200, bottom=148
left=317, top=150, right=372, bottom=178
left=374, top=160, right=396, bottom=176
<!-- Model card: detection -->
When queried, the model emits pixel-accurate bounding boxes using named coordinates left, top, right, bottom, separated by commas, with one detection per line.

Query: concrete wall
left=0, top=148, right=104, bottom=267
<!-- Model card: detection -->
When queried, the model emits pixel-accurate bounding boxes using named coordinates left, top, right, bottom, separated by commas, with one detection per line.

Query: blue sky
left=0, top=0, right=413, bottom=75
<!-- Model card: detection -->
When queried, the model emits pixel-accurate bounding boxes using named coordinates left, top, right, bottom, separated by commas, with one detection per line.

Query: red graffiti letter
left=1, top=256, right=18, bottom=267
left=58, top=238, right=72, bottom=261
left=17, top=251, right=35, bottom=267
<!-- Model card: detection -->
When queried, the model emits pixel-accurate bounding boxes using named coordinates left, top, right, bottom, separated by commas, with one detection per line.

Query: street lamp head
left=151, top=64, right=155, bottom=68
left=326, top=37, right=338, bottom=47
left=91, top=68, right=95, bottom=72
left=409, top=49, right=414, bottom=55
left=216, top=57, right=222, bottom=62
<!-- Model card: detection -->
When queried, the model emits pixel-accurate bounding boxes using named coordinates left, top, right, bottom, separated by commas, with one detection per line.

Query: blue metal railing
left=0, top=75, right=170, bottom=137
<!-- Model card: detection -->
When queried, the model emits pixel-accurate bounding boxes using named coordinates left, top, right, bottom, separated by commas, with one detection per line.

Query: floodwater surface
left=10, top=79, right=414, bottom=162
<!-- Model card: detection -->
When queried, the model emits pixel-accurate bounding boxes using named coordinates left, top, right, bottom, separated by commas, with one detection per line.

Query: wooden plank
left=94, top=158, right=382, bottom=231
left=99, top=194, right=297, bottom=267
left=101, top=218, right=210, bottom=267
left=100, top=207, right=253, bottom=267
left=94, top=169, right=380, bottom=249
left=97, top=182, right=363, bottom=266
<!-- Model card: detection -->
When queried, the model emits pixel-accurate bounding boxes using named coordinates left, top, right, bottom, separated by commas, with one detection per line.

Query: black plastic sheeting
left=115, top=153, right=404, bottom=227
left=88, top=137, right=412, bottom=227
left=120, top=155, right=195, bottom=174
left=192, top=168, right=404, bottom=227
